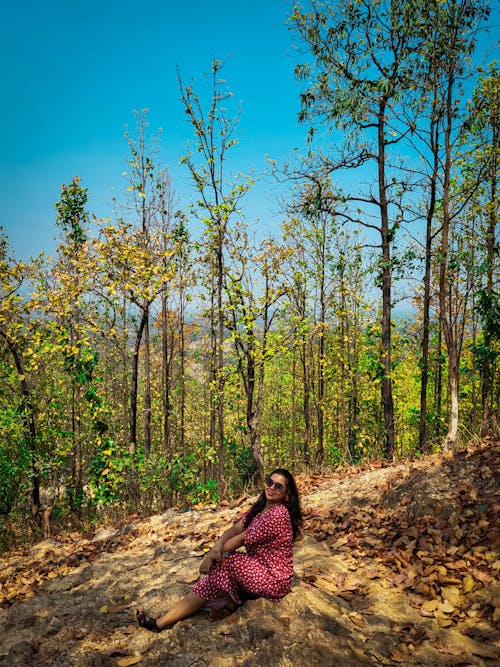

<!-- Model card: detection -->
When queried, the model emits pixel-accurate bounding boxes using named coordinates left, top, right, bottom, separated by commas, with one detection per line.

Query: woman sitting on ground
left=137, top=468, right=302, bottom=631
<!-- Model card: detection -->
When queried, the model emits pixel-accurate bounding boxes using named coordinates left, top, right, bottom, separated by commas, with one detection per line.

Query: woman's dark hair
left=244, top=468, right=302, bottom=541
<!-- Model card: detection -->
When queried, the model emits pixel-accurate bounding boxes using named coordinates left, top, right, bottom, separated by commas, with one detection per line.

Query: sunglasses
left=265, top=476, right=286, bottom=493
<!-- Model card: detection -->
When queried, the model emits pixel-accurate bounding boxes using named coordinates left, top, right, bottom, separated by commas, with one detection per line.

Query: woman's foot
left=136, top=609, right=160, bottom=632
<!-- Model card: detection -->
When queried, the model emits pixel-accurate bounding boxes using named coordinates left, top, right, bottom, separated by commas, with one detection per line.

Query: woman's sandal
left=136, top=609, right=160, bottom=632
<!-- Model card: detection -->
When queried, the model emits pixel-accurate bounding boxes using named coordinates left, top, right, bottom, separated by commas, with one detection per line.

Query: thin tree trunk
left=302, top=334, right=311, bottom=465
left=247, top=343, right=265, bottom=477
left=339, top=257, right=348, bottom=462
left=216, top=239, right=226, bottom=496
left=420, top=111, right=439, bottom=452
left=291, top=352, right=297, bottom=463
left=208, top=275, right=217, bottom=483
left=143, top=309, right=151, bottom=457
left=130, top=309, right=147, bottom=454
left=378, top=102, right=395, bottom=458
left=162, top=296, right=171, bottom=453
left=0, top=329, right=40, bottom=516
left=446, top=343, right=460, bottom=448
left=179, top=281, right=187, bottom=451
left=481, top=119, right=498, bottom=433
left=440, top=70, right=458, bottom=453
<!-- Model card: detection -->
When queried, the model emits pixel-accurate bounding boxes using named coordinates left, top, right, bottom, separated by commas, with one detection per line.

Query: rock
left=91, top=528, right=117, bottom=544
left=30, top=539, right=59, bottom=560
left=4, top=641, right=36, bottom=667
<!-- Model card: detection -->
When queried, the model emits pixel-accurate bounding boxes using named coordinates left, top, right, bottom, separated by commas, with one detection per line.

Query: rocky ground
left=0, top=440, right=499, bottom=666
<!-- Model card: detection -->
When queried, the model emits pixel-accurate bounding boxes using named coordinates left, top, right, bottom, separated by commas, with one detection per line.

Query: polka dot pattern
left=192, top=503, right=294, bottom=610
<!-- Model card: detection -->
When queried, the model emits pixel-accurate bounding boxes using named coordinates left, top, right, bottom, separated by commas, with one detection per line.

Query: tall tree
left=0, top=235, right=41, bottom=518
left=283, top=175, right=339, bottom=464
left=53, top=177, right=91, bottom=507
left=179, top=60, right=250, bottom=494
left=161, top=212, right=193, bottom=454
left=225, top=230, right=286, bottom=477
left=97, top=113, right=175, bottom=456
left=420, top=0, right=490, bottom=450
left=462, top=63, right=499, bottom=435
left=290, top=0, right=424, bottom=457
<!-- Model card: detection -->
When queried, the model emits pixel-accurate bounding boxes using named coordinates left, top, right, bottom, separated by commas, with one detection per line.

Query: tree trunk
left=302, top=335, right=311, bottom=465
left=445, top=344, right=460, bottom=450
left=378, top=102, right=395, bottom=458
left=179, top=282, right=187, bottom=451
left=0, top=329, right=40, bottom=516
left=481, top=117, right=498, bottom=434
left=316, top=229, right=326, bottom=464
left=440, top=69, right=458, bottom=453
left=161, top=295, right=171, bottom=453
left=130, top=308, right=147, bottom=454
left=291, top=352, right=297, bottom=462
left=143, top=309, right=151, bottom=457
left=419, top=110, right=439, bottom=452
left=247, top=354, right=265, bottom=478
left=216, top=239, right=226, bottom=496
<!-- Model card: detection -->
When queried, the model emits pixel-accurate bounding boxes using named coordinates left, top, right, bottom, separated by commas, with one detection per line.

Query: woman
left=137, top=468, right=302, bottom=632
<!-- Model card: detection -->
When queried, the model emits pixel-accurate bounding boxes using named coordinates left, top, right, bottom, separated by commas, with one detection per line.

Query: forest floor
left=0, top=440, right=499, bottom=666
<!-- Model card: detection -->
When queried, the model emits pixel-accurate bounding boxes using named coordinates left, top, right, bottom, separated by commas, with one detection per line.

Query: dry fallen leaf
left=117, top=657, right=142, bottom=666
left=438, top=600, right=455, bottom=614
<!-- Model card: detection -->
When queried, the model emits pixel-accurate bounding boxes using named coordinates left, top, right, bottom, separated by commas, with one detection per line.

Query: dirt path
left=0, top=441, right=498, bottom=666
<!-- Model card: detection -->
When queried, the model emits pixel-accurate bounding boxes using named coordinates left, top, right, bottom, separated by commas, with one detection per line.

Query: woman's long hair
left=244, top=468, right=302, bottom=541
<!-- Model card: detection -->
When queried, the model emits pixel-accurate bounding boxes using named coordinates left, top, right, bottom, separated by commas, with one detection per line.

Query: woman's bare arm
left=221, top=531, right=246, bottom=553
left=199, top=518, right=246, bottom=573
left=212, top=519, right=245, bottom=559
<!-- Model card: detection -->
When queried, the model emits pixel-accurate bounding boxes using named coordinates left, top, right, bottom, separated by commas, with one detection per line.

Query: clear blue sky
left=1, top=0, right=305, bottom=260
left=1, top=1, right=498, bottom=262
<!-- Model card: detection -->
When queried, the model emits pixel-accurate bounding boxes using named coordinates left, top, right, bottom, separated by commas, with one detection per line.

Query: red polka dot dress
left=191, top=503, right=294, bottom=610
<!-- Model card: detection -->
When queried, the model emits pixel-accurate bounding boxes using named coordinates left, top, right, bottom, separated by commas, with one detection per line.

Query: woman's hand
left=210, top=539, right=224, bottom=563
left=199, top=552, right=216, bottom=574
left=199, top=537, right=226, bottom=573
left=199, top=520, right=245, bottom=574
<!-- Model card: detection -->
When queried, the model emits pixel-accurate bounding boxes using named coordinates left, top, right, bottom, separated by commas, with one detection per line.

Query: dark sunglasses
left=265, top=476, right=286, bottom=492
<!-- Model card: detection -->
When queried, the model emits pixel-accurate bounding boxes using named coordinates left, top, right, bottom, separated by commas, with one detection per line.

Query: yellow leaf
left=117, top=657, right=142, bottom=666
left=421, top=600, right=439, bottom=612
left=438, top=600, right=455, bottom=614
left=463, top=574, right=475, bottom=593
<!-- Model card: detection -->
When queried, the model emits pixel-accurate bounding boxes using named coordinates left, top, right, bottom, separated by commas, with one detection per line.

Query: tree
left=97, top=112, right=175, bottom=456
left=422, top=0, right=490, bottom=450
left=282, top=175, right=339, bottom=464
left=0, top=233, right=41, bottom=519
left=160, top=212, right=194, bottom=454
left=225, top=230, right=286, bottom=477
left=462, top=63, right=499, bottom=435
left=290, top=0, right=425, bottom=457
left=53, top=177, right=92, bottom=507
left=179, top=60, right=251, bottom=494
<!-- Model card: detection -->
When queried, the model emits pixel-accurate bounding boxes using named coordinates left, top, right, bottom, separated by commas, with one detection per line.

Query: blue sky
left=1, top=0, right=305, bottom=260
left=1, top=1, right=498, bottom=262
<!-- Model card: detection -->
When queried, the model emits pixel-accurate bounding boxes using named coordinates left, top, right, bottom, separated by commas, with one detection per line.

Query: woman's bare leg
left=155, top=592, right=206, bottom=630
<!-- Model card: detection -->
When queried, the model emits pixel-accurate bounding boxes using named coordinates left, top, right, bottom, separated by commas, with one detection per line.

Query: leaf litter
left=0, top=440, right=498, bottom=666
